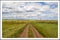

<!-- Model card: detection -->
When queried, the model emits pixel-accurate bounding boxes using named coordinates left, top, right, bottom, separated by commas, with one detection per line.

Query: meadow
left=31, top=20, right=58, bottom=38
left=2, top=20, right=58, bottom=38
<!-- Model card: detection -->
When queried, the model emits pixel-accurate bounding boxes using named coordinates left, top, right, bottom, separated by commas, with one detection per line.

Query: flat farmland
left=2, top=20, right=58, bottom=38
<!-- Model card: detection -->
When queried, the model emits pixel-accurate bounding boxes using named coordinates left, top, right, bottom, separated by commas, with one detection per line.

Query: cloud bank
left=2, top=2, right=58, bottom=20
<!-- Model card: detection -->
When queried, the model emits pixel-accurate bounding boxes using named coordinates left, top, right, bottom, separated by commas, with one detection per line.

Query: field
left=2, top=20, right=58, bottom=38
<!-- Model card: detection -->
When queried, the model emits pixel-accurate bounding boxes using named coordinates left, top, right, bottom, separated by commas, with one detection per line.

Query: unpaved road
left=20, top=24, right=43, bottom=38
left=20, top=24, right=29, bottom=38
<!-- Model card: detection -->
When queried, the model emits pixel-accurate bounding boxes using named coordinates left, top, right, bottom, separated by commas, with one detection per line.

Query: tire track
left=20, top=24, right=29, bottom=38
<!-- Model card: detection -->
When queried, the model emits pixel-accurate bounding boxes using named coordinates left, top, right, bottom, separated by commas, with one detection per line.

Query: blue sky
left=2, top=2, right=58, bottom=20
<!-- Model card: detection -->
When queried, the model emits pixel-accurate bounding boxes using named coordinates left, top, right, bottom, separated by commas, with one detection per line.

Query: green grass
left=2, top=20, right=26, bottom=38
left=2, top=20, right=58, bottom=38
left=28, top=26, right=34, bottom=38
left=32, top=21, right=58, bottom=38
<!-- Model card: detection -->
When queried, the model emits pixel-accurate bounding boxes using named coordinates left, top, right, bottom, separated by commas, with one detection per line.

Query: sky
left=2, top=2, right=58, bottom=20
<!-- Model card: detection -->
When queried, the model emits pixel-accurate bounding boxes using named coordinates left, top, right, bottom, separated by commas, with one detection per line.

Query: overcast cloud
left=2, top=2, right=58, bottom=20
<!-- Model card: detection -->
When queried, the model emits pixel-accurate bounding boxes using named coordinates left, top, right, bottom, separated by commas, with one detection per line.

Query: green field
left=2, top=20, right=58, bottom=38
left=2, top=20, right=27, bottom=38
left=32, top=20, right=58, bottom=38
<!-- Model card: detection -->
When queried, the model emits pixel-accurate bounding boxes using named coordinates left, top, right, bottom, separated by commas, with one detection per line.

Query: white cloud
left=2, top=2, right=58, bottom=20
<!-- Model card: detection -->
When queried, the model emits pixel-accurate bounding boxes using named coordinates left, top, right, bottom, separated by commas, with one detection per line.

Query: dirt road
left=20, top=24, right=43, bottom=38
left=20, top=24, right=29, bottom=38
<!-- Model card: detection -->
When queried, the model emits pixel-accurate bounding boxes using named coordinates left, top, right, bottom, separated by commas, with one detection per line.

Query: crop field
left=2, top=20, right=58, bottom=38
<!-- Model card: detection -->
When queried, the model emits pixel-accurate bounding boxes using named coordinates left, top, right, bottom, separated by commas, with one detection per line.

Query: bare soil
left=20, top=24, right=29, bottom=38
